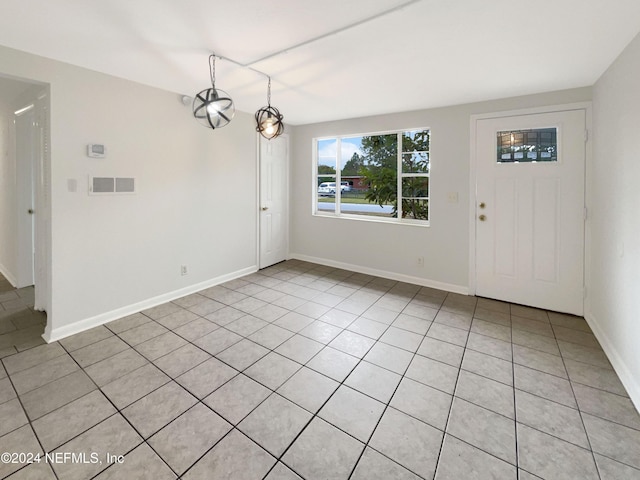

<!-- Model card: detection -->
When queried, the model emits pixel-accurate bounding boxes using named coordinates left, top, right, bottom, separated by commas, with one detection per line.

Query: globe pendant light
left=193, top=54, right=235, bottom=129
left=255, top=76, right=284, bottom=140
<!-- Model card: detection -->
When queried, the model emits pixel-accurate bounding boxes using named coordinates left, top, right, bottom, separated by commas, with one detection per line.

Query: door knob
left=261, top=207, right=269, bottom=211
left=479, top=202, right=486, bottom=209
left=478, top=214, right=486, bottom=221
left=28, top=209, right=34, bottom=214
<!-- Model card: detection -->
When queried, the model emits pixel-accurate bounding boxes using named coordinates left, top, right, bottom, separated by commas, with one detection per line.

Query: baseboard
left=0, top=261, right=17, bottom=288
left=584, top=309, right=640, bottom=413
left=289, top=253, right=469, bottom=295
left=43, top=265, right=258, bottom=343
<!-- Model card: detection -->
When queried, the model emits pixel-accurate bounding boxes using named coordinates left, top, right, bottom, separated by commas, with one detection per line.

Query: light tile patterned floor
left=0, top=274, right=46, bottom=357
left=0, top=260, right=639, bottom=479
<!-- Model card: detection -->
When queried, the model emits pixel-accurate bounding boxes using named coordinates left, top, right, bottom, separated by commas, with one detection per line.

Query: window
left=314, top=128, right=430, bottom=223
left=497, top=128, right=557, bottom=163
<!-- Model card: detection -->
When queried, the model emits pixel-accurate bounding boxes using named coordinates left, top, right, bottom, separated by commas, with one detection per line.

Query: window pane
left=497, top=128, right=557, bottom=163
left=317, top=176, right=335, bottom=213
left=402, top=152, right=429, bottom=174
left=340, top=136, right=366, bottom=208
left=402, top=177, right=429, bottom=198
left=402, top=129, right=430, bottom=152
left=317, top=138, right=337, bottom=173
left=317, top=160, right=336, bottom=175
left=402, top=198, right=429, bottom=220
left=314, top=129, right=429, bottom=223
left=341, top=134, right=397, bottom=218
left=340, top=191, right=395, bottom=217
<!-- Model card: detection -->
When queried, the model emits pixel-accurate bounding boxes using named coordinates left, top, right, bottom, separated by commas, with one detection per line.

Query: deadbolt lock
left=479, top=202, right=486, bottom=209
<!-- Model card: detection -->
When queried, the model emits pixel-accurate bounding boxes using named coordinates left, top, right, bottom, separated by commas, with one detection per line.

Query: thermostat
left=87, top=144, right=106, bottom=158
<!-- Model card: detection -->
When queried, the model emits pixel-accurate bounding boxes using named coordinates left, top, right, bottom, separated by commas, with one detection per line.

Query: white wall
left=0, top=45, right=259, bottom=341
left=290, top=88, right=592, bottom=291
left=589, top=32, right=640, bottom=409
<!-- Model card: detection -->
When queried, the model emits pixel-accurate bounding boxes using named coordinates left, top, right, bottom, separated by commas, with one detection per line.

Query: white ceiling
left=1, top=0, right=639, bottom=125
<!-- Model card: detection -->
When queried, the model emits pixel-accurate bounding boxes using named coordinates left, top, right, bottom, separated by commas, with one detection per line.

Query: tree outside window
left=314, top=129, right=430, bottom=223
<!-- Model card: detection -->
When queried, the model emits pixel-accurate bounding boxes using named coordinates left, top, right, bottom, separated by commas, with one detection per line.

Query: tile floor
left=0, top=274, right=46, bottom=357
left=1, top=260, right=639, bottom=479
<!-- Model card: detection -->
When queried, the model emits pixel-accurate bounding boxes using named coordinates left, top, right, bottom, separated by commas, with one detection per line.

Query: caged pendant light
left=255, top=76, right=284, bottom=140
left=192, top=54, right=235, bottom=129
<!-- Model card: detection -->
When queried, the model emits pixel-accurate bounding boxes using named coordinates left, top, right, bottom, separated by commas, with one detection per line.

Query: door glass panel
left=497, top=128, right=557, bottom=163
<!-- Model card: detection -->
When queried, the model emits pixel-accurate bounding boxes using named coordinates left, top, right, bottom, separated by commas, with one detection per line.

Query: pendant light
left=192, top=54, right=235, bottom=129
left=255, top=76, right=284, bottom=140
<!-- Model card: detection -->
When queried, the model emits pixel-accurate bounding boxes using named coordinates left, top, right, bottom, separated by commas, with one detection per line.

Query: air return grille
left=89, top=176, right=136, bottom=195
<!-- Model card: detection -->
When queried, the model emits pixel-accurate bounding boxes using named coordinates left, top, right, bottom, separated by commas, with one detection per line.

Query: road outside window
left=314, top=129, right=430, bottom=223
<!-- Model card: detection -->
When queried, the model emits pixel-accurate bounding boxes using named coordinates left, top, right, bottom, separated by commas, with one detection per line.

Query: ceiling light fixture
left=255, top=76, right=284, bottom=140
left=192, top=54, right=235, bottom=129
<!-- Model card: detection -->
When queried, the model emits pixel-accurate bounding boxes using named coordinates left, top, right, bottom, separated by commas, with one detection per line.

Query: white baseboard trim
left=584, top=310, right=640, bottom=413
left=43, top=265, right=258, bottom=343
left=0, top=261, right=17, bottom=288
left=289, top=253, right=469, bottom=295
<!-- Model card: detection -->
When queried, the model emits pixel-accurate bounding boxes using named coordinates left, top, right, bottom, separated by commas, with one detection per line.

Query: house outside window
left=314, top=128, right=430, bottom=224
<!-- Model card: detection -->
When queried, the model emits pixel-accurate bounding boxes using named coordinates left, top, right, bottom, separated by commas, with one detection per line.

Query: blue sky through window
left=317, top=137, right=364, bottom=167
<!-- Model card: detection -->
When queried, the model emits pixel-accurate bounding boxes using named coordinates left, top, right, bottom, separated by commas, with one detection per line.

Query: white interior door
left=259, top=135, right=288, bottom=269
left=475, top=109, right=586, bottom=315
left=15, top=107, right=35, bottom=288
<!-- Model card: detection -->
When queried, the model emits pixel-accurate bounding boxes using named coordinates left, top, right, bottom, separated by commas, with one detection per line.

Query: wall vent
left=89, top=176, right=136, bottom=195
left=115, top=177, right=135, bottom=193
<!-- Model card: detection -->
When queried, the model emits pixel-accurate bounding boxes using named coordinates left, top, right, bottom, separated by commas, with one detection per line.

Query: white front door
left=259, top=135, right=288, bottom=269
left=474, top=109, right=586, bottom=315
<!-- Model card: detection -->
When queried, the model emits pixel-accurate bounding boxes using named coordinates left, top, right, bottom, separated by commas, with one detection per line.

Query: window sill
left=312, top=211, right=430, bottom=227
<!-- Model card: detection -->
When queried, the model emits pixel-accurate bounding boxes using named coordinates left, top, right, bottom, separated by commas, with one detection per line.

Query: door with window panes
left=475, top=110, right=586, bottom=315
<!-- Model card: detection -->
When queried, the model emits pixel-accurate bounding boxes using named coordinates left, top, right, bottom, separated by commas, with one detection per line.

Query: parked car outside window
left=318, top=182, right=351, bottom=196
left=318, top=182, right=336, bottom=195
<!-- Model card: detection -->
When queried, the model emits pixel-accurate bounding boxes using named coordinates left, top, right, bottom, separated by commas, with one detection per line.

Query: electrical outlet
left=181, top=265, right=188, bottom=276
left=416, top=256, right=424, bottom=267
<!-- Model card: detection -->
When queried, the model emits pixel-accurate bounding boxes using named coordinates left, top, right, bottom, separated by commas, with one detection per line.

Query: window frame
left=313, top=127, right=431, bottom=226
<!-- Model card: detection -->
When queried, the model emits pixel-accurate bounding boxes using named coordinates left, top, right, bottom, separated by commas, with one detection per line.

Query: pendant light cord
left=267, top=76, right=271, bottom=107
left=209, top=54, right=216, bottom=89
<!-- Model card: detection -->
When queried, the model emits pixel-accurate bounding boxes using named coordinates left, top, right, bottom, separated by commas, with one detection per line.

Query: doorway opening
left=0, top=75, right=51, bottom=354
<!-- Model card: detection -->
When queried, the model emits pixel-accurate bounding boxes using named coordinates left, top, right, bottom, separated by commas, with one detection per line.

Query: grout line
left=511, top=303, right=520, bottom=479
left=552, top=322, right=603, bottom=480
left=346, top=293, right=445, bottom=479
left=259, top=278, right=425, bottom=478
left=1, top=261, right=634, bottom=479
left=56, top=341, right=180, bottom=478
left=433, top=293, right=477, bottom=477
left=0, top=362, right=60, bottom=479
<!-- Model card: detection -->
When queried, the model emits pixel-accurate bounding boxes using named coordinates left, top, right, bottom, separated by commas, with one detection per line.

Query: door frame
left=256, top=133, right=290, bottom=269
left=468, top=102, right=592, bottom=304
